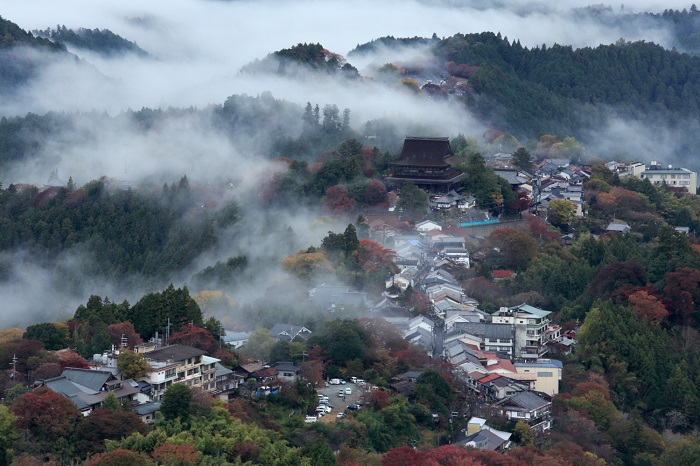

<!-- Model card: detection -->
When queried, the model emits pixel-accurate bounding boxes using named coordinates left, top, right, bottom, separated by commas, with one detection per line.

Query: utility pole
left=9, top=354, right=17, bottom=380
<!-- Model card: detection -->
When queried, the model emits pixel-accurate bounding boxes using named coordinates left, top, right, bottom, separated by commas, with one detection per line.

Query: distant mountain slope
left=431, top=32, right=700, bottom=137
left=241, top=43, right=359, bottom=78
left=0, top=16, right=75, bottom=96
left=33, top=26, right=150, bottom=58
left=347, top=35, right=439, bottom=57
left=0, top=15, right=66, bottom=52
left=574, top=4, right=700, bottom=55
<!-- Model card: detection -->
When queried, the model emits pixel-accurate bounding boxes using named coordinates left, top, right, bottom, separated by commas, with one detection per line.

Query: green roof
left=494, top=303, right=551, bottom=318
left=511, top=304, right=551, bottom=318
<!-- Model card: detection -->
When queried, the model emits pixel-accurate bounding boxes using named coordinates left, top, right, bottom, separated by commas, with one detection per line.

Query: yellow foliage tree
left=281, top=250, right=335, bottom=281
left=0, top=328, right=24, bottom=343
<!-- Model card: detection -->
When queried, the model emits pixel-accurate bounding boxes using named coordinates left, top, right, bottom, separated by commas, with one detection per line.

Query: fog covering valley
left=0, top=0, right=697, bottom=329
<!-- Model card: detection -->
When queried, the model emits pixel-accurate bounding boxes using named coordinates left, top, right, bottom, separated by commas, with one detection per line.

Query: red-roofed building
left=476, top=373, right=501, bottom=385
left=492, top=270, right=514, bottom=280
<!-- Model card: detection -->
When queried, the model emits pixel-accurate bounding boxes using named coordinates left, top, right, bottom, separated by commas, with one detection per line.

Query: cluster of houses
left=37, top=326, right=311, bottom=424
left=31, top=138, right=696, bottom=447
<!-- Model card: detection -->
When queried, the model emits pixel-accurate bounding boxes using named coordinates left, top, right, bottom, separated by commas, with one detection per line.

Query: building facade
left=492, top=304, right=552, bottom=359
left=385, top=137, right=466, bottom=193
left=640, top=162, right=697, bottom=193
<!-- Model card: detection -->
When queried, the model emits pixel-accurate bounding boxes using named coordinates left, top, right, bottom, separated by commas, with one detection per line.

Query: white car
left=336, top=412, right=346, bottom=419
left=305, top=416, right=318, bottom=423
left=345, top=387, right=352, bottom=395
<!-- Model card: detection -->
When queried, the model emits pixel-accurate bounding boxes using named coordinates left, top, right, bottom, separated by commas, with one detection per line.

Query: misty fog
left=0, top=0, right=696, bottom=330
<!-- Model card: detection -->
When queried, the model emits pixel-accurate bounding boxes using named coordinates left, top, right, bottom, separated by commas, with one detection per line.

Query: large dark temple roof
left=390, top=137, right=454, bottom=168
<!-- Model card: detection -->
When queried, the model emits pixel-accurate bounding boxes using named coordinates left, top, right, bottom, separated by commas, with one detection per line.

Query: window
left=537, top=371, right=553, bottom=377
left=165, top=368, right=176, bottom=378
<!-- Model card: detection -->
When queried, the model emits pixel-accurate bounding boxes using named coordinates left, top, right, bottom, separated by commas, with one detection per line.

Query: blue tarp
left=459, top=219, right=499, bottom=227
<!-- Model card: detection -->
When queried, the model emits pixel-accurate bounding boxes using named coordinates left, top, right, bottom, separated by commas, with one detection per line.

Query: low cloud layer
left=2, top=0, right=687, bottom=119
left=0, top=0, right=693, bottom=329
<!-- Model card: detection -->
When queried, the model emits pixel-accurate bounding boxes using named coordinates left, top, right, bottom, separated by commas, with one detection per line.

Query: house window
left=537, top=371, right=553, bottom=377
left=165, top=368, right=176, bottom=378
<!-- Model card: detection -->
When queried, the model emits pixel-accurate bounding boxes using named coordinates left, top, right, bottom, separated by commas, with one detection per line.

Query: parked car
left=305, top=416, right=318, bottom=423
left=338, top=389, right=345, bottom=396
left=330, top=378, right=341, bottom=385
left=336, top=412, right=346, bottom=419
left=316, top=405, right=332, bottom=413
left=345, top=387, right=352, bottom=395
left=347, top=404, right=360, bottom=411
left=350, top=377, right=357, bottom=383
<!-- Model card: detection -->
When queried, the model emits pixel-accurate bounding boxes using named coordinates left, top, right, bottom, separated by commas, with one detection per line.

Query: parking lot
left=314, top=380, right=367, bottom=424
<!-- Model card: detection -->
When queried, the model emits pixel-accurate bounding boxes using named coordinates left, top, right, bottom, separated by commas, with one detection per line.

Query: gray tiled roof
left=44, top=377, right=87, bottom=397
left=484, top=324, right=512, bottom=340
left=62, top=368, right=112, bottom=392
left=145, top=344, right=206, bottom=362
left=215, top=362, right=233, bottom=377
left=508, top=391, right=549, bottom=410
left=133, top=401, right=161, bottom=416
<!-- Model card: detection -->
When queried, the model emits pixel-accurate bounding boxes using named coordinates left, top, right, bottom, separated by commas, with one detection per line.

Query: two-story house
left=41, top=368, right=140, bottom=416
left=513, top=359, right=563, bottom=396
left=493, top=390, right=552, bottom=432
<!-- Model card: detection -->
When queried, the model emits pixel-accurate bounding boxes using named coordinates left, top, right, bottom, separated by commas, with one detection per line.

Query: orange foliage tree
left=322, top=184, right=357, bottom=213
left=152, top=443, right=201, bottom=465
left=354, top=240, right=396, bottom=273
left=628, top=290, right=668, bottom=324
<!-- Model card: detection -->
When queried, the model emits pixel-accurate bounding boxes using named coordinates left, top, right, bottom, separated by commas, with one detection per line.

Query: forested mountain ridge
left=433, top=32, right=700, bottom=137
left=241, top=43, right=359, bottom=78
left=575, top=4, right=700, bottom=54
left=0, top=15, right=73, bottom=97
left=0, top=176, right=239, bottom=290
left=33, top=26, right=150, bottom=57
left=0, top=16, right=66, bottom=52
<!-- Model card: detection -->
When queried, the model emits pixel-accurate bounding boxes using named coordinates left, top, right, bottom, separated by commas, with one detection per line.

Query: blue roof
left=515, top=359, right=563, bottom=369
